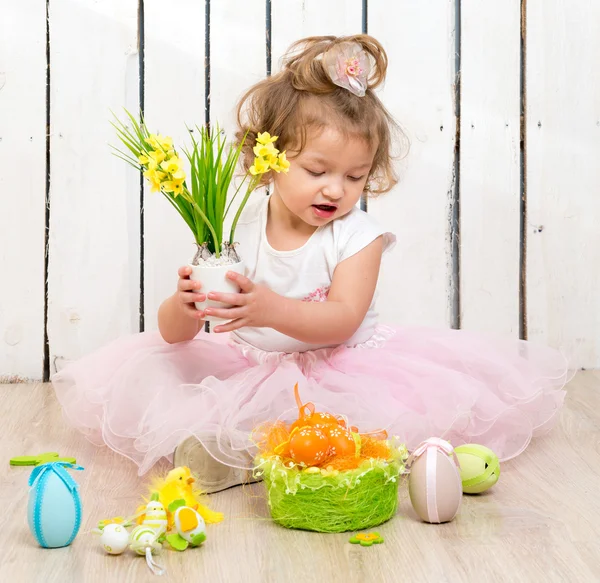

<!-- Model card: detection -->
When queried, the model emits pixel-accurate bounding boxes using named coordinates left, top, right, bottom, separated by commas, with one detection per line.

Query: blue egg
left=27, top=462, right=84, bottom=548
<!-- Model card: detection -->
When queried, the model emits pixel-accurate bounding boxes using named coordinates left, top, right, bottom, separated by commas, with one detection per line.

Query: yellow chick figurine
left=136, top=466, right=224, bottom=529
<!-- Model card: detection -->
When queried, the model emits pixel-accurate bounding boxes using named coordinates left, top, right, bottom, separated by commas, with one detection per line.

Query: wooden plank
left=47, top=0, right=139, bottom=370
left=0, top=3, right=47, bottom=379
left=211, top=0, right=266, bottom=131
left=271, top=0, right=363, bottom=65
left=368, top=1, right=457, bottom=327
left=526, top=1, right=600, bottom=368
left=143, top=1, right=206, bottom=330
left=210, top=0, right=267, bottom=239
left=460, top=0, right=521, bottom=335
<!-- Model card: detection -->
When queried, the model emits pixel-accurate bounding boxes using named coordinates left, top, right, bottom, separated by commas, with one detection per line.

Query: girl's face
left=271, top=127, right=376, bottom=228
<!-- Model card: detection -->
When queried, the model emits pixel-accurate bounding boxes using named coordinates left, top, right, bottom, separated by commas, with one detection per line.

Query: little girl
left=52, top=35, right=570, bottom=492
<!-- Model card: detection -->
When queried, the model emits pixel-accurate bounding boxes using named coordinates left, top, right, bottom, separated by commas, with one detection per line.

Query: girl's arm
left=207, top=237, right=384, bottom=344
left=158, top=266, right=205, bottom=343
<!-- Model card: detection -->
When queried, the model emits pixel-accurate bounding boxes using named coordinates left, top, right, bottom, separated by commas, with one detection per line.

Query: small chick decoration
left=136, top=466, right=224, bottom=530
left=165, top=500, right=207, bottom=551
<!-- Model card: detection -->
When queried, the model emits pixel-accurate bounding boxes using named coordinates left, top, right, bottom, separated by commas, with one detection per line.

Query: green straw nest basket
left=255, top=457, right=405, bottom=533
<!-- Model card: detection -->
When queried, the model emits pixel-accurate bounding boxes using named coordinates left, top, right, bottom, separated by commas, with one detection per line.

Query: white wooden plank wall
left=2, top=0, right=600, bottom=378
left=368, top=0, right=457, bottom=328
left=271, top=0, right=363, bottom=66
left=0, top=3, right=47, bottom=380
left=143, top=0, right=206, bottom=330
left=46, top=0, right=140, bottom=371
left=211, top=0, right=268, bottom=239
left=526, top=0, right=600, bottom=368
left=460, top=1, right=521, bottom=336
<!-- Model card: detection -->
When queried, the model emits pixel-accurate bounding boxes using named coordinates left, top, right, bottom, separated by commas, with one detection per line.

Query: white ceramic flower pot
left=189, top=261, right=245, bottom=324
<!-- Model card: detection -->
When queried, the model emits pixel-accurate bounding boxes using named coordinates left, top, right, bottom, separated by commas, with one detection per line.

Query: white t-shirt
left=231, top=194, right=396, bottom=353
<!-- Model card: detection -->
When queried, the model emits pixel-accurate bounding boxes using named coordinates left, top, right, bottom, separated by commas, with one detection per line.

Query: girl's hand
left=205, top=271, right=276, bottom=332
left=175, top=266, right=206, bottom=320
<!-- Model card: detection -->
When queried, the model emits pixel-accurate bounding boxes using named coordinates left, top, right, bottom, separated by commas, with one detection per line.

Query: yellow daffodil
left=158, top=135, right=173, bottom=151
left=171, top=168, right=186, bottom=181
left=249, top=156, right=270, bottom=175
left=253, top=142, right=276, bottom=158
left=160, top=156, right=183, bottom=174
left=162, top=178, right=185, bottom=197
left=271, top=151, right=290, bottom=173
left=278, top=152, right=290, bottom=171
left=143, top=168, right=166, bottom=192
left=256, top=132, right=278, bottom=145
left=146, top=133, right=173, bottom=151
left=138, top=153, right=150, bottom=165
left=145, top=149, right=166, bottom=170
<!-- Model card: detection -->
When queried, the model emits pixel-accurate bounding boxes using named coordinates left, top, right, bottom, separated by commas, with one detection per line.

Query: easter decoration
left=93, top=466, right=221, bottom=574
left=136, top=465, right=224, bottom=529
left=112, top=111, right=290, bottom=324
left=407, top=438, right=462, bottom=524
left=99, top=523, right=130, bottom=555
left=129, top=494, right=168, bottom=575
left=10, top=452, right=77, bottom=466
left=454, top=444, right=500, bottom=494
left=253, top=384, right=408, bottom=533
left=349, top=532, right=385, bottom=547
left=27, top=461, right=84, bottom=548
left=129, top=523, right=165, bottom=576
left=165, top=500, right=207, bottom=551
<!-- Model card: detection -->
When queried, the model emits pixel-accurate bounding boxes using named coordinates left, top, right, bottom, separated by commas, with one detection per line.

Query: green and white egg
left=455, top=444, right=500, bottom=494
left=129, top=525, right=161, bottom=556
left=142, top=499, right=168, bottom=534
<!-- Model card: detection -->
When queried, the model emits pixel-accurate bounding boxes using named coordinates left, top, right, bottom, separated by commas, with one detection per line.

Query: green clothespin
left=10, top=452, right=77, bottom=466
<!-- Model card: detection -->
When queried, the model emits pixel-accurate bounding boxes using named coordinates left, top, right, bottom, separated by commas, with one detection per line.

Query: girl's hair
left=236, top=34, right=405, bottom=195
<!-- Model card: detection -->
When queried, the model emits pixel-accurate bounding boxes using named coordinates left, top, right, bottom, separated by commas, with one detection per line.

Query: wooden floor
left=1, top=373, right=599, bottom=583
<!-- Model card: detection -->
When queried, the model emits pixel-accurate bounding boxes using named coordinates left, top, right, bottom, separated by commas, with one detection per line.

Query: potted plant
left=111, top=110, right=290, bottom=322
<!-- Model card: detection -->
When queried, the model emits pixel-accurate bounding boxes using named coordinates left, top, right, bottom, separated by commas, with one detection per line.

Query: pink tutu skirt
left=51, top=326, right=571, bottom=475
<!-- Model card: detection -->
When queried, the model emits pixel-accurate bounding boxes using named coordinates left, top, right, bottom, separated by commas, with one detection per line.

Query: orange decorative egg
left=288, top=427, right=331, bottom=466
left=311, top=412, right=341, bottom=428
left=290, top=411, right=340, bottom=432
left=322, top=425, right=358, bottom=458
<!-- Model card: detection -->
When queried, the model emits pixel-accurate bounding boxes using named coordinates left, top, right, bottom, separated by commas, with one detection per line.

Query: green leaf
left=168, top=499, right=186, bottom=513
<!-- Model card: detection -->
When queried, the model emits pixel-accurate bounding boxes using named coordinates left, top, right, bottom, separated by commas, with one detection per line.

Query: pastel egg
left=129, top=525, right=159, bottom=556
left=322, top=425, right=359, bottom=458
left=409, top=448, right=462, bottom=524
left=100, top=523, right=130, bottom=555
left=289, top=426, right=330, bottom=466
left=455, top=444, right=500, bottom=494
left=173, top=506, right=206, bottom=544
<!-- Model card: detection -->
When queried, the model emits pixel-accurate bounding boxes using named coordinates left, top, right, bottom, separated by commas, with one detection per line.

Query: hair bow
left=322, top=41, right=371, bottom=97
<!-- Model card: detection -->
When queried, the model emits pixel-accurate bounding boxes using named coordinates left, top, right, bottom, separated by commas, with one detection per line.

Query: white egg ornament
left=100, top=523, right=130, bottom=555
left=166, top=499, right=206, bottom=551
left=455, top=444, right=500, bottom=494
left=408, top=438, right=462, bottom=524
